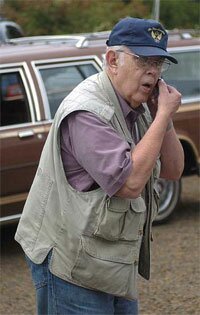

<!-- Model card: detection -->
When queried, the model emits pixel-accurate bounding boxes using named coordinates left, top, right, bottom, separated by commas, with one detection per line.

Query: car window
left=0, top=72, right=31, bottom=126
left=163, top=50, right=200, bottom=99
left=38, top=63, right=99, bottom=118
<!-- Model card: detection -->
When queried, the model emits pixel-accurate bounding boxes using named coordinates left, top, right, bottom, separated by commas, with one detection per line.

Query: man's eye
left=157, top=61, right=163, bottom=66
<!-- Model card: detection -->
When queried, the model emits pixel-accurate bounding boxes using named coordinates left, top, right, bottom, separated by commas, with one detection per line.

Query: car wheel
left=154, top=178, right=181, bottom=223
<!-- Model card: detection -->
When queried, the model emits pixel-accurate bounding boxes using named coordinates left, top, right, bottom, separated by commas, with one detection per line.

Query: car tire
left=154, top=178, right=181, bottom=224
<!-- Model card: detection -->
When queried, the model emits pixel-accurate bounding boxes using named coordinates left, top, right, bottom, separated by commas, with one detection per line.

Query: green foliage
left=2, top=0, right=200, bottom=36
left=159, top=0, right=200, bottom=29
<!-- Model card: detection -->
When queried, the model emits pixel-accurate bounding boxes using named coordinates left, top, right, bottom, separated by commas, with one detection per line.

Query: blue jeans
left=26, top=251, right=139, bottom=315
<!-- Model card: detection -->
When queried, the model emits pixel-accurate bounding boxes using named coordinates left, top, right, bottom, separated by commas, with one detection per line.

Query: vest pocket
left=122, top=198, right=146, bottom=240
left=71, top=235, right=138, bottom=298
left=94, top=196, right=146, bottom=241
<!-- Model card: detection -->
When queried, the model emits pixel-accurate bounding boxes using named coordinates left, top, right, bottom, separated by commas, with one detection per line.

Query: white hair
left=103, top=45, right=128, bottom=68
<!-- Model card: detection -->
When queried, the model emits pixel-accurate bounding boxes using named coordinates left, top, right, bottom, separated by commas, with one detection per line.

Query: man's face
left=112, top=50, right=162, bottom=108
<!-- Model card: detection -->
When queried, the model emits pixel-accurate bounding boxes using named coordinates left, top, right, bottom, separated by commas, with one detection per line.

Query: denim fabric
left=25, top=252, right=138, bottom=315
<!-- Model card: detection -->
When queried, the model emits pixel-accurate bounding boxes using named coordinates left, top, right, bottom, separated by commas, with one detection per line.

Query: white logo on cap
left=148, top=27, right=165, bottom=43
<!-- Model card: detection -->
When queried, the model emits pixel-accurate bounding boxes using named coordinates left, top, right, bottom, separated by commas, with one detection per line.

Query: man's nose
left=146, top=64, right=161, bottom=75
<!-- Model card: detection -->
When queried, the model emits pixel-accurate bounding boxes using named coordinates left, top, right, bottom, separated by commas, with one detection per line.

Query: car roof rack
left=7, top=35, right=87, bottom=48
left=6, top=31, right=110, bottom=48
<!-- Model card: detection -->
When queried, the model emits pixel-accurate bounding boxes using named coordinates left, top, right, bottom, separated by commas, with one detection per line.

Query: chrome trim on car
left=0, top=121, right=46, bottom=132
left=31, top=63, right=51, bottom=120
left=32, top=55, right=103, bottom=67
left=0, top=213, right=21, bottom=224
left=181, top=98, right=200, bottom=105
left=23, top=62, right=41, bottom=121
left=0, top=124, right=46, bottom=139
left=8, top=35, right=87, bottom=47
left=0, top=61, right=27, bottom=69
left=168, top=45, right=200, bottom=53
left=20, top=68, right=35, bottom=122
left=18, top=130, right=35, bottom=138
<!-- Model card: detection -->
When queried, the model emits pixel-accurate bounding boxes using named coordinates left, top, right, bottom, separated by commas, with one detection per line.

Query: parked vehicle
left=0, top=18, right=24, bottom=43
left=0, top=32, right=199, bottom=224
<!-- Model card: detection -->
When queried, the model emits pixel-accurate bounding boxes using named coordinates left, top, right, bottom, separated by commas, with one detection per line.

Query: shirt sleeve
left=63, top=110, right=133, bottom=197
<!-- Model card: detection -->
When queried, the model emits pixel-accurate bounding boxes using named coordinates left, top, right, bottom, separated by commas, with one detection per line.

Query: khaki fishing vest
left=15, top=70, right=160, bottom=300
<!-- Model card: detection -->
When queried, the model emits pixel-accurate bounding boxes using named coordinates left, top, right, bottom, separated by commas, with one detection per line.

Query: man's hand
left=157, top=79, right=182, bottom=118
left=148, top=79, right=182, bottom=120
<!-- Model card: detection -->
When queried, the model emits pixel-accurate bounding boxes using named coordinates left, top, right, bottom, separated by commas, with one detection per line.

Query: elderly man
left=15, top=17, right=184, bottom=315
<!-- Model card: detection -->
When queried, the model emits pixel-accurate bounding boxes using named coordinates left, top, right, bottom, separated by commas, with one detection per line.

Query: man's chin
left=130, top=98, right=148, bottom=108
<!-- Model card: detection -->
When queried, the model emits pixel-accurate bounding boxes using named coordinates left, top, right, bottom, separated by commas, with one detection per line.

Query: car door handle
left=18, top=130, right=34, bottom=138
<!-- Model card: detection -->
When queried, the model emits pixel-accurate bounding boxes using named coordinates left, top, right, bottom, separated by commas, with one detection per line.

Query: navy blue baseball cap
left=106, top=17, right=178, bottom=64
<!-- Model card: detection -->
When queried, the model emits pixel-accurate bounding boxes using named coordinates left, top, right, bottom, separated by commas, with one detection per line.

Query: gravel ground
left=0, top=175, right=199, bottom=315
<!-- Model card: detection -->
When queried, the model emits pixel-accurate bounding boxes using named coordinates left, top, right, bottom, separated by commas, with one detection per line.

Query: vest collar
left=99, top=70, right=133, bottom=143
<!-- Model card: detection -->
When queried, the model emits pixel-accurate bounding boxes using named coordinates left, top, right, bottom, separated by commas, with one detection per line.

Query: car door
left=0, top=64, right=47, bottom=223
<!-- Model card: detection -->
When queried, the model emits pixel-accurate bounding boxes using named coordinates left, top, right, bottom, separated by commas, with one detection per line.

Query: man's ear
left=106, top=50, right=119, bottom=73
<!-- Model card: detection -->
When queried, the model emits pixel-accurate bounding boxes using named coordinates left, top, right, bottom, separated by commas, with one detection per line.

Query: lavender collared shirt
left=60, top=94, right=144, bottom=197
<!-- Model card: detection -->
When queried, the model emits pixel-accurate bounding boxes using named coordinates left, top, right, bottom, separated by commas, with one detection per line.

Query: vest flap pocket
left=107, top=196, right=130, bottom=213
left=130, top=197, right=146, bottom=213
left=82, top=236, right=137, bottom=264
left=71, top=235, right=138, bottom=297
left=94, top=197, right=131, bottom=241
left=94, top=196, right=146, bottom=241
